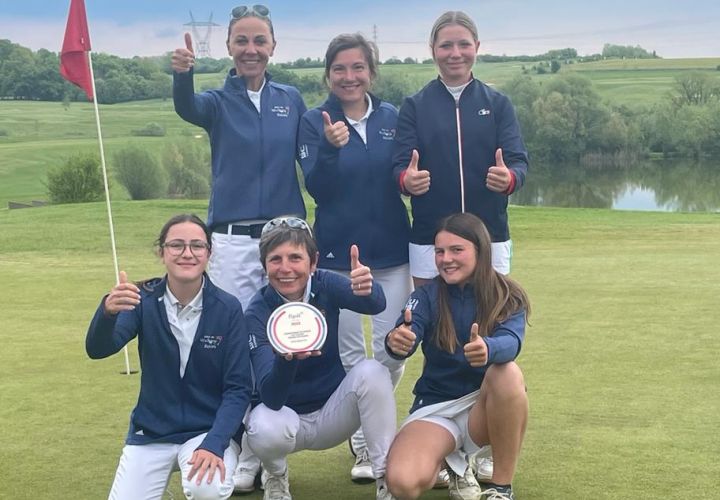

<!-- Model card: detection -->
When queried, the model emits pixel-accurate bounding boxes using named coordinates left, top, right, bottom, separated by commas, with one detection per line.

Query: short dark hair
left=324, top=33, right=378, bottom=85
left=155, top=214, right=211, bottom=250
left=259, top=226, right=318, bottom=270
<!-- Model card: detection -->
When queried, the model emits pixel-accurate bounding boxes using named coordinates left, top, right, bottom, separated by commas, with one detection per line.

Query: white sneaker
left=447, top=466, right=482, bottom=500
left=350, top=447, right=375, bottom=483
left=474, top=456, right=494, bottom=482
left=376, top=476, right=396, bottom=500
left=433, top=467, right=449, bottom=489
left=472, top=446, right=494, bottom=483
left=263, top=468, right=291, bottom=500
left=233, top=463, right=261, bottom=493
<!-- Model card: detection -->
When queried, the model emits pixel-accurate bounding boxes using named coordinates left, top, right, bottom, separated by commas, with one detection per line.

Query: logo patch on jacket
left=478, top=108, right=491, bottom=116
left=405, top=298, right=419, bottom=311
left=299, top=144, right=309, bottom=159
left=272, top=105, right=290, bottom=118
left=378, top=128, right=396, bottom=140
left=199, top=335, right=223, bottom=349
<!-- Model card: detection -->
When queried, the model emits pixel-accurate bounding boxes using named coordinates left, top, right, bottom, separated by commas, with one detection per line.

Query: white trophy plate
left=267, top=302, right=327, bottom=354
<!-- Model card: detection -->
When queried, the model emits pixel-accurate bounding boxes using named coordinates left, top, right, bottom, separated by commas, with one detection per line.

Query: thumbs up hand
left=104, top=271, right=141, bottom=315
left=322, top=111, right=350, bottom=148
left=486, top=148, right=512, bottom=193
left=463, top=323, right=488, bottom=367
left=402, top=149, right=431, bottom=195
left=171, top=32, right=195, bottom=73
left=349, top=245, right=373, bottom=296
left=388, top=308, right=416, bottom=356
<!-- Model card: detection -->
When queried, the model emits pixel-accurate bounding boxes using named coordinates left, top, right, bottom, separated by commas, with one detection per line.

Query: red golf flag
left=60, top=0, right=93, bottom=101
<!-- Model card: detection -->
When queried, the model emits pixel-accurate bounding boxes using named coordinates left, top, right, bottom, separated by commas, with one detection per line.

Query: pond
left=510, top=159, right=720, bottom=213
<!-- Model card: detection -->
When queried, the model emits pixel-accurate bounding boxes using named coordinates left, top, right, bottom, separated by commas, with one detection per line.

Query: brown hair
left=227, top=12, right=275, bottom=44
left=324, top=33, right=379, bottom=85
left=155, top=213, right=211, bottom=251
left=433, top=213, right=530, bottom=353
left=259, top=225, right=318, bottom=270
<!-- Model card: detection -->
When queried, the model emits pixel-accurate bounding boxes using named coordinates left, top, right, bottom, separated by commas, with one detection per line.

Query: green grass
left=1, top=202, right=718, bottom=499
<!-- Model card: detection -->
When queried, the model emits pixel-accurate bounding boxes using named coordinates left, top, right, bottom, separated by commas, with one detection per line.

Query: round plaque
left=266, top=302, right=327, bottom=354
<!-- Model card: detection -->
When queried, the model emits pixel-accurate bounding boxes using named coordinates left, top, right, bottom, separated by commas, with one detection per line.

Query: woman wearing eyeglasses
left=297, top=33, right=412, bottom=482
left=85, top=214, right=252, bottom=500
left=171, top=4, right=306, bottom=310
left=392, top=11, right=529, bottom=286
left=242, top=217, right=397, bottom=500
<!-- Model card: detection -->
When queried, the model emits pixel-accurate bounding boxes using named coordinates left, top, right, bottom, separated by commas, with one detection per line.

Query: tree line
left=2, top=39, right=719, bottom=161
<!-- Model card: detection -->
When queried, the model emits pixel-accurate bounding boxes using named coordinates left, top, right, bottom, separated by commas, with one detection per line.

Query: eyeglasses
left=232, top=4, right=271, bottom=19
left=261, top=217, right=313, bottom=237
left=162, top=239, right=210, bottom=256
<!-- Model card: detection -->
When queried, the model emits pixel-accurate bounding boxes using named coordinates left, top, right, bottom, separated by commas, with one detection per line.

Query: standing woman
left=393, top=11, right=529, bottom=286
left=86, top=214, right=252, bottom=500
left=384, top=213, right=530, bottom=500
left=172, top=4, right=307, bottom=309
left=297, top=33, right=412, bottom=482
left=172, top=6, right=306, bottom=491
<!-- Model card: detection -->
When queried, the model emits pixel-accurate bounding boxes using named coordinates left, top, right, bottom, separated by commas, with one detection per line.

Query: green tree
left=46, top=154, right=106, bottom=204
left=112, top=146, right=166, bottom=200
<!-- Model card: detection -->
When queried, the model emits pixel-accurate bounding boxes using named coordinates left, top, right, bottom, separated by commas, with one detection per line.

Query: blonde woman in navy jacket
left=86, top=214, right=252, bottom=500
left=393, top=11, right=529, bottom=287
left=384, top=213, right=530, bottom=500
left=298, top=33, right=412, bottom=482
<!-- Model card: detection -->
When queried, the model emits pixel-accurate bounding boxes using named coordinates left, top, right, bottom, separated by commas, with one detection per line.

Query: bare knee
left=386, top=465, right=434, bottom=500
left=483, top=362, right=526, bottom=398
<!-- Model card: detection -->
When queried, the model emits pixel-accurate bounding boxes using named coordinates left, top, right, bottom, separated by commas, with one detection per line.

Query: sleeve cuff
left=504, top=170, right=517, bottom=195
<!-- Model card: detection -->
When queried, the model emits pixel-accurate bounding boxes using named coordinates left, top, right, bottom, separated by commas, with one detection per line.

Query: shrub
left=130, top=122, right=166, bottom=137
left=112, top=146, right=166, bottom=200
left=162, top=141, right=210, bottom=199
left=46, top=154, right=105, bottom=204
left=373, top=73, right=416, bottom=107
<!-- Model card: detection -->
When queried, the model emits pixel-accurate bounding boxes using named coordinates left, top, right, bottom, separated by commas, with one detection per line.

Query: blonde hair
left=429, top=11, right=479, bottom=48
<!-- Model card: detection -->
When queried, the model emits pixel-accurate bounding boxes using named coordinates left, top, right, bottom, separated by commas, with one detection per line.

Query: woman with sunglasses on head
left=297, top=33, right=412, bottom=482
left=172, top=6, right=306, bottom=490
left=85, top=214, right=252, bottom=500
left=383, top=213, right=530, bottom=500
left=242, top=217, right=397, bottom=500
left=393, top=11, right=529, bottom=287
left=171, top=4, right=306, bottom=310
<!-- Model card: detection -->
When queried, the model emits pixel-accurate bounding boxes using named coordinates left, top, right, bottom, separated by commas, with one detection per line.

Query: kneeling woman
left=86, top=214, right=252, bottom=500
left=385, top=213, right=530, bottom=500
left=244, top=217, right=396, bottom=500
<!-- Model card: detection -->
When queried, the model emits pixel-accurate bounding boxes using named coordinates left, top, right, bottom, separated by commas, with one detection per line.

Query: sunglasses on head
left=261, top=217, right=313, bottom=237
left=232, top=4, right=271, bottom=19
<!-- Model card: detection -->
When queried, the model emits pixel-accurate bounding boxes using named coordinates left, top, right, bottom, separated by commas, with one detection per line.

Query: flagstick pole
left=86, top=51, right=132, bottom=376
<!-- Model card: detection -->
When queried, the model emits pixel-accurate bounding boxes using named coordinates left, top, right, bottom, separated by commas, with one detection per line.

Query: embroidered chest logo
left=272, top=105, right=290, bottom=118
left=299, top=144, right=309, bottom=159
left=378, top=128, right=396, bottom=140
left=199, top=335, right=223, bottom=349
left=405, top=298, right=419, bottom=311
left=478, top=108, right=491, bottom=116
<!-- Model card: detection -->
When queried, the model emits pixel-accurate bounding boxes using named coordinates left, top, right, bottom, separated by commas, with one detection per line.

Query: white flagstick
left=86, top=51, right=132, bottom=376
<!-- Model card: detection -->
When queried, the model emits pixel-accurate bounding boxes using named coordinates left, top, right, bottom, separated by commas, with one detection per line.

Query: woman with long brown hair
left=384, top=213, right=530, bottom=500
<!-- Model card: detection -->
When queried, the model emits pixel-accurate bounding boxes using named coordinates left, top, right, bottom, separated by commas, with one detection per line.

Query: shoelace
left=355, top=447, right=370, bottom=465
left=481, top=487, right=514, bottom=500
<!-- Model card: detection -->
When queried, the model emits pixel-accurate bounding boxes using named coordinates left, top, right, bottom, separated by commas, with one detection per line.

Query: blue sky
left=1, top=1, right=718, bottom=61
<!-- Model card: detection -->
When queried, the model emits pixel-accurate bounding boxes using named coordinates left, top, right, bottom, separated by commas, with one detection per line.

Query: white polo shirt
left=164, top=281, right=204, bottom=378
left=345, top=94, right=373, bottom=144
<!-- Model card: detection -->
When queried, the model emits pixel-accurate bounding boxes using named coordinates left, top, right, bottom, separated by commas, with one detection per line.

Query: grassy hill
left=1, top=58, right=719, bottom=207
left=1, top=201, right=718, bottom=499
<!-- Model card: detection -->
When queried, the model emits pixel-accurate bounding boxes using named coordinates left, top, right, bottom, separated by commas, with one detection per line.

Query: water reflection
left=510, top=159, right=720, bottom=212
